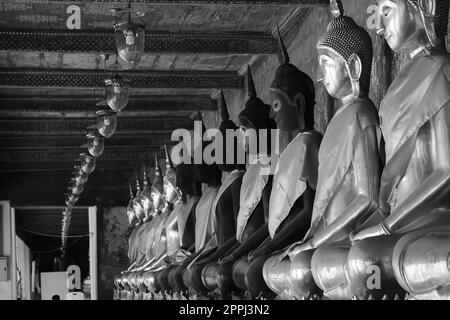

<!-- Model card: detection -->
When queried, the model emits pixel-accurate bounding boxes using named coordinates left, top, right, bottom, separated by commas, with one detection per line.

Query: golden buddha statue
left=256, top=27, right=321, bottom=300
left=349, top=0, right=450, bottom=300
left=284, top=1, right=383, bottom=300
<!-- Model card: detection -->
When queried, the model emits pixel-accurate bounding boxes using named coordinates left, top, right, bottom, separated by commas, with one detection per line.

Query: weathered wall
left=97, top=206, right=130, bottom=300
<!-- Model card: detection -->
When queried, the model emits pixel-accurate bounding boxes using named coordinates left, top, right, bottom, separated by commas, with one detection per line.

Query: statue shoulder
left=351, top=99, right=379, bottom=130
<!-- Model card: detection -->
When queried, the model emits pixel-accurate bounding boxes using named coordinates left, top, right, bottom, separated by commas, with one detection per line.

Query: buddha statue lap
left=285, top=2, right=385, bottom=300
left=349, top=0, right=450, bottom=300
left=182, top=112, right=222, bottom=297
left=249, top=28, right=323, bottom=300
left=215, top=66, right=277, bottom=299
left=189, top=90, right=247, bottom=299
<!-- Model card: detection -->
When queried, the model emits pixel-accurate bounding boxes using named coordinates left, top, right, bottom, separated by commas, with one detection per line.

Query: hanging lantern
left=105, top=74, right=130, bottom=113
left=140, top=165, right=153, bottom=216
left=86, top=132, right=105, bottom=158
left=132, top=175, right=145, bottom=221
left=79, top=153, right=96, bottom=175
left=73, top=165, right=88, bottom=185
left=65, top=193, right=79, bottom=207
left=68, top=179, right=85, bottom=196
left=96, top=110, right=118, bottom=138
left=112, top=1, right=146, bottom=68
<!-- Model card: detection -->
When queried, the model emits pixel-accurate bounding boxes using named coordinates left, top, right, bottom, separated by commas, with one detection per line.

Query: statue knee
left=184, top=263, right=209, bottom=295
left=347, top=235, right=404, bottom=299
left=311, top=244, right=352, bottom=299
left=156, top=267, right=173, bottom=293
left=393, top=226, right=450, bottom=299
left=232, top=257, right=250, bottom=291
left=168, top=265, right=187, bottom=292
left=245, top=255, right=274, bottom=298
left=202, top=262, right=220, bottom=292
left=217, top=260, right=237, bottom=293
left=143, top=270, right=159, bottom=293
left=262, top=253, right=292, bottom=299
left=290, top=249, right=321, bottom=299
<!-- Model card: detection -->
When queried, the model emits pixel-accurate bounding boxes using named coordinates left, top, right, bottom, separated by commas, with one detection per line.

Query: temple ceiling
left=0, top=0, right=328, bottom=239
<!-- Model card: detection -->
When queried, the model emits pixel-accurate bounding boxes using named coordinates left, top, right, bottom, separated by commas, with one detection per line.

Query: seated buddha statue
left=141, top=154, right=174, bottom=295
left=284, top=2, right=385, bottom=300
left=166, top=161, right=202, bottom=296
left=182, top=112, right=223, bottom=297
left=349, top=0, right=450, bottom=300
left=187, top=90, right=246, bottom=298
left=233, top=28, right=322, bottom=300
left=216, top=66, right=277, bottom=299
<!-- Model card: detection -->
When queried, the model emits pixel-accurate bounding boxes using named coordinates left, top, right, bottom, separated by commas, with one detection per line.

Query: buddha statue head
left=192, top=110, right=222, bottom=186
left=270, top=26, right=316, bottom=132
left=126, top=182, right=138, bottom=225
left=140, top=165, right=154, bottom=222
left=132, top=175, right=145, bottom=224
left=375, top=0, right=449, bottom=53
left=215, top=90, right=246, bottom=172
left=163, top=144, right=182, bottom=204
left=151, top=153, right=166, bottom=212
left=238, top=65, right=277, bottom=156
left=317, top=2, right=373, bottom=100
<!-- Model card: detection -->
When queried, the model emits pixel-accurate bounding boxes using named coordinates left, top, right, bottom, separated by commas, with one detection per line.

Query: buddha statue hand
left=218, top=254, right=234, bottom=264
left=247, top=246, right=271, bottom=262
left=351, top=221, right=390, bottom=242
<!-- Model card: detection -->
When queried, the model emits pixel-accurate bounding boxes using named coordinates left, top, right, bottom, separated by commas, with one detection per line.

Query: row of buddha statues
left=113, top=0, right=450, bottom=300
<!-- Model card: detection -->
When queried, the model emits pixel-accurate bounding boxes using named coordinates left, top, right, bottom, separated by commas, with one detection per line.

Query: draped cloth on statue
left=151, top=209, right=171, bottom=258
left=268, top=132, right=321, bottom=238
left=195, top=185, right=220, bottom=252
left=144, top=215, right=161, bottom=261
left=236, top=156, right=271, bottom=242
left=134, top=221, right=154, bottom=266
left=211, top=169, right=246, bottom=242
left=378, top=52, right=450, bottom=232
left=305, top=98, right=379, bottom=243
left=165, top=196, right=198, bottom=262
left=127, top=225, right=141, bottom=263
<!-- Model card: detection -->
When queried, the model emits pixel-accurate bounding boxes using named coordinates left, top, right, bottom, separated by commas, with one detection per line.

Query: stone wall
left=97, top=206, right=130, bottom=300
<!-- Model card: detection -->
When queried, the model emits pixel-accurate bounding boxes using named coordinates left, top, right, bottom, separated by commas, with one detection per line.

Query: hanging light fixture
left=104, top=71, right=130, bottom=113
left=73, top=165, right=89, bottom=185
left=65, top=192, right=79, bottom=207
left=96, top=110, right=118, bottom=138
left=86, top=132, right=105, bottom=158
left=79, top=153, right=96, bottom=175
left=68, top=179, right=85, bottom=196
left=112, top=0, right=146, bottom=68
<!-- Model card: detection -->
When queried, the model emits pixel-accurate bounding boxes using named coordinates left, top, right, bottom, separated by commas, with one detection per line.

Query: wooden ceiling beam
left=0, top=68, right=242, bottom=89
left=0, top=29, right=276, bottom=55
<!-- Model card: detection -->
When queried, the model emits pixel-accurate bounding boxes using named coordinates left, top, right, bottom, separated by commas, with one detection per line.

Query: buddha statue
left=285, top=2, right=384, bottom=300
left=349, top=0, right=450, bottom=300
left=141, top=153, right=173, bottom=296
left=216, top=65, right=277, bottom=299
left=182, top=111, right=223, bottom=297
left=188, top=90, right=246, bottom=298
left=166, top=161, right=202, bottom=295
left=245, top=27, right=322, bottom=300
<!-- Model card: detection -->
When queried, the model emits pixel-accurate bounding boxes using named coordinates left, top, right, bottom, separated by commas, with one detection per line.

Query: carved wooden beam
left=0, top=29, right=276, bottom=55
left=0, top=95, right=217, bottom=118
left=0, top=68, right=243, bottom=89
left=0, top=117, right=193, bottom=135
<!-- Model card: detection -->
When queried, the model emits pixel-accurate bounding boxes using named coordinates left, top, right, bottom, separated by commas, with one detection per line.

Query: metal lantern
left=96, top=110, right=118, bottom=138
left=111, top=1, right=146, bottom=68
left=79, top=153, right=96, bottom=175
left=105, top=75, right=130, bottom=113
left=65, top=192, right=79, bottom=207
left=86, top=132, right=105, bottom=158
left=68, top=179, right=85, bottom=196
left=73, top=165, right=88, bottom=185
